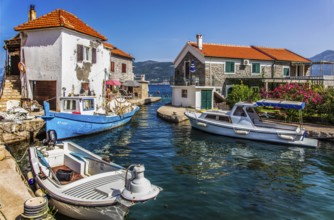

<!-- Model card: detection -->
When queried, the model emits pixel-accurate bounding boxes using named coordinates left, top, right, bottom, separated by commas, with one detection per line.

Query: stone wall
left=0, top=118, right=44, bottom=144
left=110, top=55, right=134, bottom=82
left=174, top=52, right=205, bottom=86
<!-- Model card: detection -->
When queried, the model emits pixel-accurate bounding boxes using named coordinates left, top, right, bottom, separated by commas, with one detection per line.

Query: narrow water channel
left=12, top=85, right=334, bottom=219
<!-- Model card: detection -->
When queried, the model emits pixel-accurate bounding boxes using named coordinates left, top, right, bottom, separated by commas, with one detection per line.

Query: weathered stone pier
left=0, top=147, right=34, bottom=220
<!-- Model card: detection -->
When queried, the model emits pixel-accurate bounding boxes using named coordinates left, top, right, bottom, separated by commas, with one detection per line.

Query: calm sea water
left=67, top=85, right=334, bottom=220
left=14, top=85, right=333, bottom=219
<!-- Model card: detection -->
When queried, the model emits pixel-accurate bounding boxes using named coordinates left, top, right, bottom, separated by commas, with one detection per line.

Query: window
left=83, top=99, right=94, bottom=111
left=110, top=61, right=115, bottom=72
left=77, top=45, right=83, bottom=62
left=205, top=114, right=217, bottom=120
left=122, top=63, right=126, bottom=73
left=225, top=61, right=235, bottom=73
left=92, top=48, right=96, bottom=64
left=181, top=89, right=187, bottom=98
left=63, top=100, right=77, bottom=111
left=283, top=67, right=290, bottom=77
left=84, top=47, right=90, bottom=61
left=77, top=44, right=94, bottom=63
left=252, top=63, right=260, bottom=74
left=218, top=116, right=231, bottom=123
left=185, top=61, right=190, bottom=79
left=226, top=85, right=234, bottom=97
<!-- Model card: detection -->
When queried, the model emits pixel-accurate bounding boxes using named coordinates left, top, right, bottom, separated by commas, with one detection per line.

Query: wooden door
left=201, top=90, right=212, bottom=109
left=33, top=81, right=57, bottom=110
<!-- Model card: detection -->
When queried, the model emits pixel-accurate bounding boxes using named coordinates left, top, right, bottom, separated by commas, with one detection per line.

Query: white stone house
left=13, top=7, right=134, bottom=111
left=173, top=34, right=312, bottom=109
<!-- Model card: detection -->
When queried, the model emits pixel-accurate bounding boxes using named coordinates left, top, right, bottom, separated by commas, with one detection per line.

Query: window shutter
left=92, top=48, right=97, bottom=64
left=77, top=45, right=83, bottom=62
left=110, top=61, right=115, bottom=72
left=122, top=63, right=126, bottom=73
left=226, top=62, right=235, bottom=73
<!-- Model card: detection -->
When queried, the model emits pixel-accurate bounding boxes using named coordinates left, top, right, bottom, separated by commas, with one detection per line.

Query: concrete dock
left=0, top=147, right=33, bottom=220
left=128, top=97, right=161, bottom=106
left=157, top=105, right=189, bottom=123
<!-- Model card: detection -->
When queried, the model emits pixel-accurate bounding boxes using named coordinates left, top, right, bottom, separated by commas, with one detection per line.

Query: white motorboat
left=28, top=131, right=161, bottom=220
left=184, top=99, right=318, bottom=148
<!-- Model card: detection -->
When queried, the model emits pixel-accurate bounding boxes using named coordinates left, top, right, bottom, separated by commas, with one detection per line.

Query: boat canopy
left=256, top=99, right=305, bottom=110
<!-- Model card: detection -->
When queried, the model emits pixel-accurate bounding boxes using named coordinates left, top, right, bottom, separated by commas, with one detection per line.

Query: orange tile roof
left=252, top=46, right=310, bottom=63
left=103, top=42, right=114, bottom=50
left=189, top=42, right=273, bottom=61
left=15, top=9, right=107, bottom=41
left=103, top=42, right=133, bottom=59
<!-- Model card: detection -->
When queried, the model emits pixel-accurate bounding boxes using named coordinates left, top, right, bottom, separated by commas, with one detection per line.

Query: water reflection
left=172, top=128, right=314, bottom=197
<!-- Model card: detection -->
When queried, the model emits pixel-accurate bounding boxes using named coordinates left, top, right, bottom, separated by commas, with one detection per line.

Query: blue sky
left=1, top=0, right=333, bottom=65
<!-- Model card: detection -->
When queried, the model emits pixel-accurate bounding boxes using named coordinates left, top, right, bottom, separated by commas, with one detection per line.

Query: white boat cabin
left=60, top=96, right=96, bottom=115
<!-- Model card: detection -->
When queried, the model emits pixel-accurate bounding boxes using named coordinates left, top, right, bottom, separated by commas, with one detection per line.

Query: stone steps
left=0, top=77, right=22, bottom=111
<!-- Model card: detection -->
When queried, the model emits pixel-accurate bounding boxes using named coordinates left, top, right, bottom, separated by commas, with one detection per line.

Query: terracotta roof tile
left=189, top=42, right=273, bottom=61
left=103, top=42, right=133, bottom=59
left=252, top=46, right=310, bottom=63
left=14, top=9, right=107, bottom=41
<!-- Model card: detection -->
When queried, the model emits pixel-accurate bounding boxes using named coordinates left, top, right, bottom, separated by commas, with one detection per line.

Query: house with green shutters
left=172, top=34, right=312, bottom=110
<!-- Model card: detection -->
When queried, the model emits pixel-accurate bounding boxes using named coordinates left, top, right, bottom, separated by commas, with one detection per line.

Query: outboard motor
left=42, top=130, right=57, bottom=147
left=121, top=164, right=161, bottom=202
left=47, top=130, right=57, bottom=146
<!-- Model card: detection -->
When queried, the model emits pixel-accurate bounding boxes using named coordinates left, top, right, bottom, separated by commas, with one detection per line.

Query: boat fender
left=72, top=111, right=81, bottom=114
left=197, top=122, right=207, bottom=127
left=34, top=189, right=46, bottom=197
left=27, top=171, right=35, bottom=185
left=278, top=134, right=295, bottom=140
left=18, top=61, right=26, bottom=73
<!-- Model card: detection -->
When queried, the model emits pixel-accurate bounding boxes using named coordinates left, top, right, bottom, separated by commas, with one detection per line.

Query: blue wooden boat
left=42, top=96, right=139, bottom=139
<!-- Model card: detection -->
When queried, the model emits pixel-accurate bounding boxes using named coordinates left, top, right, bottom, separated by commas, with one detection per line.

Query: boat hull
left=186, top=113, right=318, bottom=148
left=42, top=106, right=139, bottom=139
left=50, top=198, right=128, bottom=220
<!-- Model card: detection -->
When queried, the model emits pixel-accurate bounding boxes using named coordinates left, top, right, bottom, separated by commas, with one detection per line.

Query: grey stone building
left=103, top=42, right=134, bottom=83
left=172, top=34, right=314, bottom=110
left=174, top=34, right=312, bottom=97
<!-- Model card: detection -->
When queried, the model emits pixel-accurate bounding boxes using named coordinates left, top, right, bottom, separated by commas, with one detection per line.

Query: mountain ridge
left=133, top=60, right=174, bottom=83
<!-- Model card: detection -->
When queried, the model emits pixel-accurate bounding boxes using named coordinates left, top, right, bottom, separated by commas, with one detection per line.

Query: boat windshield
left=83, top=99, right=94, bottom=111
left=233, top=106, right=246, bottom=117
left=63, top=100, right=78, bottom=112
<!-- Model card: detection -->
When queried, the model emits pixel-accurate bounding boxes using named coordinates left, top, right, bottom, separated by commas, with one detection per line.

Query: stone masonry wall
left=110, top=55, right=134, bottom=82
left=174, top=52, right=205, bottom=85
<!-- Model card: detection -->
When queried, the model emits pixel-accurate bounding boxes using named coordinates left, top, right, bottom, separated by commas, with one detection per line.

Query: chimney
left=28, top=5, right=36, bottom=21
left=196, top=34, right=203, bottom=50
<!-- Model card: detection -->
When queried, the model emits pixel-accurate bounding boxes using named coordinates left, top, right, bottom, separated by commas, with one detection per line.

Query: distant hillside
left=310, top=50, right=334, bottom=75
left=133, top=60, right=174, bottom=83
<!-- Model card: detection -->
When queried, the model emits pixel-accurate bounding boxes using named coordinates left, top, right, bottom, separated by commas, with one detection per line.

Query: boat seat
left=64, top=154, right=88, bottom=177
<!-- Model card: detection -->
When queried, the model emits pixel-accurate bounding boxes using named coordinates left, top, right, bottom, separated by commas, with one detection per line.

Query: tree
left=226, top=82, right=260, bottom=108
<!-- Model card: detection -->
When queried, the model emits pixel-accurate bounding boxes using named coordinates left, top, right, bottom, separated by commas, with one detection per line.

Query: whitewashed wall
left=21, top=28, right=62, bottom=99
left=61, top=29, right=106, bottom=108
left=172, top=86, right=196, bottom=108
left=172, top=86, right=215, bottom=110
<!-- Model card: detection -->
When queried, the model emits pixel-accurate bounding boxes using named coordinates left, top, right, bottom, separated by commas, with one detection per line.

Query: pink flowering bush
left=261, top=83, right=323, bottom=120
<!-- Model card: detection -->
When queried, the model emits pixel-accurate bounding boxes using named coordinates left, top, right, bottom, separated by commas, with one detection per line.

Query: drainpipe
left=210, top=58, right=212, bottom=86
